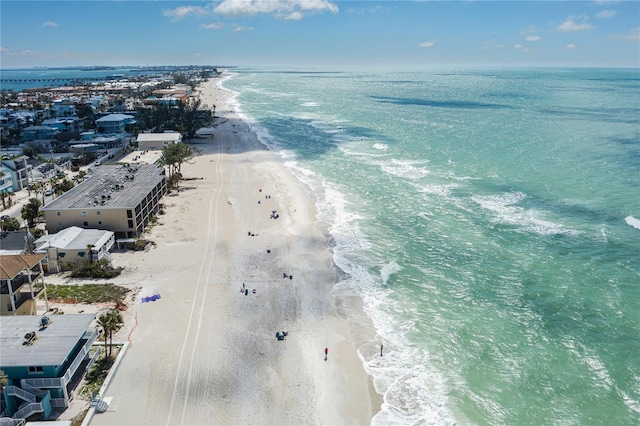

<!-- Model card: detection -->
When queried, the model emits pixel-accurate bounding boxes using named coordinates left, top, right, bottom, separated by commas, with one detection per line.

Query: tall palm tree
left=1, top=189, right=15, bottom=209
left=21, top=197, right=42, bottom=228
left=98, top=310, right=124, bottom=359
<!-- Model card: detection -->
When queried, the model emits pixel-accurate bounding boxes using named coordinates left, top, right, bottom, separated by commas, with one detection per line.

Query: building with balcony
left=22, top=126, right=60, bottom=142
left=0, top=165, right=14, bottom=194
left=41, top=163, right=166, bottom=239
left=0, top=314, right=99, bottom=423
left=1, top=156, right=31, bottom=191
left=0, top=253, right=49, bottom=316
left=95, top=113, right=135, bottom=135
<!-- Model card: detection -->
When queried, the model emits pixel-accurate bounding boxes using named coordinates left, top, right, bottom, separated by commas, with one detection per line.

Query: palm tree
left=21, top=197, right=42, bottom=228
left=97, top=310, right=124, bottom=359
left=86, top=244, right=95, bottom=264
left=1, top=190, right=14, bottom=209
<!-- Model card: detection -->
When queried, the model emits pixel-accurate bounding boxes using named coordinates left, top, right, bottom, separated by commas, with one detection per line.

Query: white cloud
left=525, top=35, right=541, bottom=42
left=194, top=53, right=201, bottom=57
left=201, top=23, right=224, bottom=29
left=0, top=46, right=34, bottom=57
left=566, top=43, right=577, bottom=50
left=520, top=25, right=538, bottom=35
left=557, top=16, right=593, bottom=32
left=43, top=21, right=59, bottom=27
left=609, top=27, right=640, bottom=41
left=419, top=40, right=436, bottom=48
left=514, top=44, right=523, bottom=49
left=163, top=6, right=208, bottom=22
left=214, top=0, right=339, bottom=19
left=233, top=25, right=254, bottom=32
left=595, top=10, right=616, bottom=18
left=285, top=11, right=303, bottom=20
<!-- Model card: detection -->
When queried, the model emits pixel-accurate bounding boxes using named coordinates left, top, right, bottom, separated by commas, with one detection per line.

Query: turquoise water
left=224, top=67, right=640, bottom=425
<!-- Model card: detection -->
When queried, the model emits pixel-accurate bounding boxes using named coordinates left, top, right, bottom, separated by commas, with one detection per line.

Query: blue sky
left=1, top=1, right=639, bottom=69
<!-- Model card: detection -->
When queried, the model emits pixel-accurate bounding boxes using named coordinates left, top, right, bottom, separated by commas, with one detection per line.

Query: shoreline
left=81, top=73, right=382, bottom=425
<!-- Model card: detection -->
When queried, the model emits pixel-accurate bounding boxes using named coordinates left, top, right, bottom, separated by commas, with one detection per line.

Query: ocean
left=221, top=67, right=640, bottom=425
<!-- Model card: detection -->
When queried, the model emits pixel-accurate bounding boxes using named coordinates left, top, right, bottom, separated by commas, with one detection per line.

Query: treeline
left=135, top=98, right=212, bottom=140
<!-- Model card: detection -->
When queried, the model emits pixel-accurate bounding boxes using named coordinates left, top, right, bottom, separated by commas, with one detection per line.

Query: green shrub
left=69, top=258, right=124, bottom=279
left=46, top=283, right=130, bottom=304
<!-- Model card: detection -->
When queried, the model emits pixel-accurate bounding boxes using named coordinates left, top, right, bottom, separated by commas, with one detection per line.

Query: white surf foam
left=378, top=158, right=431, bottom=180
left=471, top=191, right=577, bottom=236
left=625, top=216, right=640, bottom=230
left=380, top=260, right=402, bottom=286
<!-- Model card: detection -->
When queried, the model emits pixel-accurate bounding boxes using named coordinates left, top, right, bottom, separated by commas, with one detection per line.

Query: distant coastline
left=0, top=65, right=228, bottom=92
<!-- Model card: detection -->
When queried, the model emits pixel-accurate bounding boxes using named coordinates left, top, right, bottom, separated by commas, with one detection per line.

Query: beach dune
left=90, top=76, right=379, bottom=425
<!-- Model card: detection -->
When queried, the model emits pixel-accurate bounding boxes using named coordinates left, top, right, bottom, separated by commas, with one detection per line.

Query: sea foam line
left=222, top=75, right=457, bottom=426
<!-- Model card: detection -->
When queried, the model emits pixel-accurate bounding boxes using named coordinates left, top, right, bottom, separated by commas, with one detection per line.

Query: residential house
left=1, top=156, right=31, bottom=191
left=34, top=226, right=115, bottom=273
left=68, top=143, right=98, bottom=155
left=22, top=126, right=60, bottom=142
left=0, top=253, right=48, bottom=316
left=0, top=231, right=29, bottom=255
left=0, top=165, right=14, bottom=194
left=51, top=99, right=77, bottom=117
left=41, top=163, right=167, bottom=239
left=42, top=117, right=83, bottom=133
left=0, top=314, right=99, bottom=422
left=95, top=114, right=135, bottom=135
left=136, top=132, right=182, bottom=151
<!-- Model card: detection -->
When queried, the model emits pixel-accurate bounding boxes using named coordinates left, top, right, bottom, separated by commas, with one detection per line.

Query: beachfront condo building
left=41, top=163, right=167, bottom=239
left=0, top=314, right=99, bottom=422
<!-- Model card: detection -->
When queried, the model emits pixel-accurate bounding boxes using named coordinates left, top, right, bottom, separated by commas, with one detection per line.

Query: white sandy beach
left=56, top=75, right=383, bottom=425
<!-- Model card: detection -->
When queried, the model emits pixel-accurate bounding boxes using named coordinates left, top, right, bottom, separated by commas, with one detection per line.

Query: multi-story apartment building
left=41, top=163, right=167, bottom=238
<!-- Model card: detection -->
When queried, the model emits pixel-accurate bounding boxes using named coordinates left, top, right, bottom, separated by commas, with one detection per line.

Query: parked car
left=44, top=188, right=53, bottom=196
left=94, top=160, right=101, bottom=166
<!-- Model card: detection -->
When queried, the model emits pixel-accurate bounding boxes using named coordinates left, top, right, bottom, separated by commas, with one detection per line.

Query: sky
left=1, top=0, right=639, bottom=69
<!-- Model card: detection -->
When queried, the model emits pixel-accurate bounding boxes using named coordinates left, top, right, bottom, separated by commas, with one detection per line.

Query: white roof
left=137, top=132, right=182, bottom=142
left=35, top=226, right=114, bottom=251
left=96, top=113, right=135, bottom=123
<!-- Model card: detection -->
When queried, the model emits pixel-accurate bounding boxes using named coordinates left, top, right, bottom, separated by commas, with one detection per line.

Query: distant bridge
left=1, top=76, right=121, bottom=84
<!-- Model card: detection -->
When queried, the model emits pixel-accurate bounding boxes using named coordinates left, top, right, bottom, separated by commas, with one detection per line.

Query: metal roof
left=95, top=114, right=134, bottom=123
left=136, top=132, right=182, bottom=142
left=0, top=314, right=96, bottom=367
left=34, top=226, right=113, bottom=251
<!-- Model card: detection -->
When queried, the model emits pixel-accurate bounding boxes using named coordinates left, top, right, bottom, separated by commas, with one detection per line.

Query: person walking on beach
left=380, top=344, right=384, bottom=357
left=324, top=347, right=328, bottom=361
